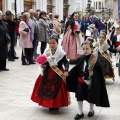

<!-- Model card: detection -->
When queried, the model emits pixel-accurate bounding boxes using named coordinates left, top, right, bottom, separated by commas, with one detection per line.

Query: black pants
left=0, top=59, right=6, bottom=70
left=22, top=48, right=32, bottom=57
left=41, top=42, right=47, bottom=54
left=32, top=33, right=37, bottom=57
left=8, top=33, right=16, bottom=59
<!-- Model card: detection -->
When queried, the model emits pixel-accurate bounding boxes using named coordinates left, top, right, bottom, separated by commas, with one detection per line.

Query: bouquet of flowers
left=86, top=37, right=94, bottom=43
left=87, top=51, right=98, bottom=88
left=36, top=55, right=47, bottom=64
left=89, top=51, right=98, bottom=71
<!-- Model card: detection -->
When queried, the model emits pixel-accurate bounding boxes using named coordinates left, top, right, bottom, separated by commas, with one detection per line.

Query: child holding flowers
left=31, top=34, right=69, bottom=111
left=66, top=41, right=110, bottom=120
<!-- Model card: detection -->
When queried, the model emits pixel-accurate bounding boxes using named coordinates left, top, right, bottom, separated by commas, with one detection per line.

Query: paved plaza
left=0, top=44, right=120, bottom=120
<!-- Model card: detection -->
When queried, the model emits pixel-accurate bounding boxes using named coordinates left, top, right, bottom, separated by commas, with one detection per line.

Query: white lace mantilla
left=94, top=41, right=110, bottom=53
left=43, top=47, right=66, bottom=66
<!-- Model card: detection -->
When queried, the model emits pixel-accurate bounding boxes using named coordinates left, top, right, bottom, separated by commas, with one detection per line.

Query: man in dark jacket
left=3, top=10, right=19, bottom=61
left=0, top=11, right=10, bottom=71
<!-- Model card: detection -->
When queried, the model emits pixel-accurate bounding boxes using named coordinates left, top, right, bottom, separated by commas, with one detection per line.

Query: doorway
left=0, top=0, right=2, bottom=11
left=24, top=0, right=32, bottom=11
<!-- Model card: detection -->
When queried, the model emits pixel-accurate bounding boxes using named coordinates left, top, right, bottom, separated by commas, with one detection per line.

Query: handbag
left=23, top=28, right=29, bottom=32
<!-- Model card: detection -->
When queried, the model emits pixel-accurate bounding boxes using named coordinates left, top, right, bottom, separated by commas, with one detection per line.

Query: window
left=96, top=2, right=97, bottom=9
left=0, top=0, right=2, bottom=11
left=47, top=0, right=52, bottom=5
left=24, top=1, right=33, bottom=11
left=99, top=2, right=101, bottom=9
left=64, top=0, right=68, bottom=4
left=47, top=0, right=53, bottom=13
left=102, top=2, right=103, bottom=8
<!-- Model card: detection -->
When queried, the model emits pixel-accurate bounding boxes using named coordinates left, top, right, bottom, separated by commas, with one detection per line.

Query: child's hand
left=89, top=71, right=93, bottom=76
left=63, top=72, right=69, bottom=77
left=41, top=64, right=46, bottom=69
left=116, top=46, right=120, bottom=51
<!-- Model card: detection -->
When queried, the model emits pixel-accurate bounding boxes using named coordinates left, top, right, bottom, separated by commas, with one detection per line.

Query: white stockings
left=89, top=103, right=94, bottom=112
left=77, top=101, right=94, bottom=114
left=77, top=101, right=83, bottom=115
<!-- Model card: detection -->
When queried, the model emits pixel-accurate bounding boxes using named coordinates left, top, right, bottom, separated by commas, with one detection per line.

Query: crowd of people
left=0, top=9, right=120, bottom=120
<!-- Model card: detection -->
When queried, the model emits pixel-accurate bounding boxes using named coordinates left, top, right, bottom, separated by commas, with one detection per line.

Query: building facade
left=68, top=0, right=118, bottom=19
left=113, top=0, right=118, bottom=19
left=68, top=0, right=87, bottom=15
left=0, top=0, right=64, bottom=20
left=0, top=0, right=118, bottom=19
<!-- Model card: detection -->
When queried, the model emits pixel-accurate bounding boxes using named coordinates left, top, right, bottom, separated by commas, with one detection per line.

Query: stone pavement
left=0, top=45, right=120, bottom=120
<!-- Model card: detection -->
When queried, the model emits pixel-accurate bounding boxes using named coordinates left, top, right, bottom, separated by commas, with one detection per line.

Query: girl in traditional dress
left=66, top=41, right=110, bottom=120
left=62, top=12, right=84, bottom=63
left=94, top=32, right=120, bottom=80
left=31, top=34, right=69, bottom=111
left=111, top=26, right=120, bottom=50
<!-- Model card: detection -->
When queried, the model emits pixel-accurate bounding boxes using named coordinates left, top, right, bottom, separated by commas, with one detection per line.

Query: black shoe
left=13, top=56, right=19, bottom=59
left=88, top=111, right=94, bottom=117
left=49, top=108, right=54, bottom=111
left=22, top=63, right=30, bottom=65
left=54, top=108, right=59, bottom=111
left=74, top=113, right=84, bottom=120
left=29, top=61, right=36, bottom=64
left=1, top=68, right=9, bottom=71
left=8, top=58, right=15, bottom=61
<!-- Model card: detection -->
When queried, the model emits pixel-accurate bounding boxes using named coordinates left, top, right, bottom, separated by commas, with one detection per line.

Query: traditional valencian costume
left=94, top=41, right=117, bottom=80
left=31, top=47, right=69, bottom=109
left=62, top=20, right=84, bottom=60
left=66, top=54, right=110, bottom=107
left=112, top=34, right=120, bottom=49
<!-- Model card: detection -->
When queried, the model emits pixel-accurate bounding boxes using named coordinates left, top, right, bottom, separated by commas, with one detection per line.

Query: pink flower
left=36, top=55, right=47, bottom=64
left=86, top=37, right=93, bottom=41
left=86, top=37, right=94, bottom=43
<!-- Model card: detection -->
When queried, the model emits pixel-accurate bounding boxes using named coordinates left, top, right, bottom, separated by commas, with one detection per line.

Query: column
left=103, top=0, right=105, bottom=8
left=7, top=0, right=11, bottom=10
left=2, top=0, right=7, bottom=13
left=53, top=0, right=63, bottom=20
left=68, top=0, right=71, bottom=15
left=52, top=0, right=57, bottom=14
left=97, top=1, right=99, bottom=10
left=17, top=0, right=24, bottom=14
left=36, top=0, right=42, bottom=10
left=42, top=0, right=47, bottom=11
left=59, top=0, right=63, bottom=20
left=36, top=0, right=47, bottom=11
left=94, top=1, right=96, bottom=10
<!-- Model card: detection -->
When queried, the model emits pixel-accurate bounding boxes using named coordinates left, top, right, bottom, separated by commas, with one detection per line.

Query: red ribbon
left=116, top=42, right=120, bottom=47
left=78, top=77, right=85, bottom=83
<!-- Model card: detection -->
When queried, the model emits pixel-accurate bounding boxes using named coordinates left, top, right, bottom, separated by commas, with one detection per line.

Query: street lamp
left=87, top=0, right=92, bottom=13
left=14, top=0, right=17, bottom=16
left=102, top=7, right=107, bottom=20
left=102, top=7, right=104, bottom=16
left=107, top=9, right=111, bottom=18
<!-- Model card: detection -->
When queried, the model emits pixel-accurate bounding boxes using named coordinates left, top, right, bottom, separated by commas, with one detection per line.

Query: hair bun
left=49, top=30, right=58, bottom=40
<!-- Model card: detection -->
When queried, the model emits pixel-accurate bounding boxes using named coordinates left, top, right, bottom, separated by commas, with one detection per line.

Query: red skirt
left=31, top=71, right=68, bottom=108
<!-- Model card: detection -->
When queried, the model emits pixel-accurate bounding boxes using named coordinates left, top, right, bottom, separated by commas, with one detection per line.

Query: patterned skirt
left=98, top=52, right=115, bottom=80
left=31, top=68, right=68, bottom=108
